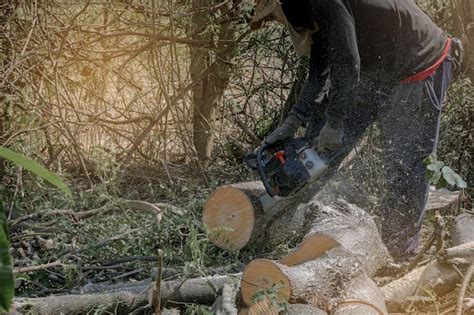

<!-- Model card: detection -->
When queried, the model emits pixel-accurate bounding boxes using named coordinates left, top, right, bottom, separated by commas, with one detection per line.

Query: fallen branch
left=455, top=263, right=474, bottom=315
left=60, top=227, right=147, bottom=257
left=442, top=242, right=474, bottom=263
left=10, top=199, right=163, bottom=226
left=153, top=250, right=163, bottom=315
left=14, top=260, right=63, bottom=275
left=15, top=274, right=242, bottom=314
left=381, top=260, right=462, bottom=312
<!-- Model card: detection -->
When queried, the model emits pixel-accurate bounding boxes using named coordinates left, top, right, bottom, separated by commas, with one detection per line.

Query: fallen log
left=241, top=247, right=387, bottom=314
left=241, top=248, right=361, bottom=309
left=442, top=242, right=474, bottom=263
left=241, top=301, right=328, bottom=314
left=14, top=274, right=241, bottom=315
left=203, top=174, right=460, bottom=253
left=229, top=199, right=389, bottom=313
left=203, top=142, right=460, bottom=315
left=381, top=260, right=462, bottom=312
left=382, top=213, right=474, bottom=312
left=280, top=201, right=389, bottom=276
left=332, top=272, right=386, bottom=315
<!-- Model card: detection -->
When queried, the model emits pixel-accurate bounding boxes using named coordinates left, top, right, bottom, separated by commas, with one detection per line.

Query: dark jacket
left=283, top=0, right=448, bottom=126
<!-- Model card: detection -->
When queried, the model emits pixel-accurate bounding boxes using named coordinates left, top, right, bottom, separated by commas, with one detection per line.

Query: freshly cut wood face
left=241, top=259, right=291, bottom=307
left=202, top=186, right=255, bottom=250
left=280, top=233, right=340, bottom=267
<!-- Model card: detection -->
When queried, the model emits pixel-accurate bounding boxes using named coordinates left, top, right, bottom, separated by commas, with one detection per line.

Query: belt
left=401, top=37, right=452, bottom=84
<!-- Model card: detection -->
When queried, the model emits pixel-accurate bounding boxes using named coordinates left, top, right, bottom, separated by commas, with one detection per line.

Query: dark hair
left=281, top=0, right=315, bottom=30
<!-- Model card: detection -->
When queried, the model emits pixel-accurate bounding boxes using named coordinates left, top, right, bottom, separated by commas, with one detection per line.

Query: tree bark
left=241, top=247, right=387, bottom=314
left=14, top=274, right=241, bottom=315
left=381, top=260, right=462, bottom=312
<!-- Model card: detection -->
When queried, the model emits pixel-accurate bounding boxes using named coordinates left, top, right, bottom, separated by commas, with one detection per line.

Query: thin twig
left=456, top=263, right=474, bottom=315
left=14, top=260, right=63, bottom=275
left=154, top=249, right=164, bottom=315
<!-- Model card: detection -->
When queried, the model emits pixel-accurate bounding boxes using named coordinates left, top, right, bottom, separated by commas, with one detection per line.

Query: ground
left=6, top=155, right=472, bottom=314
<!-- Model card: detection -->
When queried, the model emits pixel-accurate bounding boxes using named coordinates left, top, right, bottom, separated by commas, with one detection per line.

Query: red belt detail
left=401, top=37, right=451, bottom=84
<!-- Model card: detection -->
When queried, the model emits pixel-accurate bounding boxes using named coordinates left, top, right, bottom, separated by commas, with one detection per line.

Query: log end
left=241, top=259, right=291, bottom=307
left=203, top=186, right=255, bottom=250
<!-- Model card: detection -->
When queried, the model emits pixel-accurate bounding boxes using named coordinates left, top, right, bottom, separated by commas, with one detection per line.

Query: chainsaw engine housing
left=246, top=138, right=328, bottom=197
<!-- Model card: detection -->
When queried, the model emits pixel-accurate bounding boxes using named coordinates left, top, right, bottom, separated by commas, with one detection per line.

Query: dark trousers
left=306, top=59, right=452, bottom=258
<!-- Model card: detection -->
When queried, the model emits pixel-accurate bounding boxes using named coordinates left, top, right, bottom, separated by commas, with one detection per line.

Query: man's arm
left=265, top=31, right=329, bottom=145
left=312, top=0, right=360, bottom=127
left=289, top=31, right=330, bottom=123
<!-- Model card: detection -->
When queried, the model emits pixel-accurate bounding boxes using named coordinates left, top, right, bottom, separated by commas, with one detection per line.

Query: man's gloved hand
left=317, top=122, right=344, bottom=153
left=265, top=115, right=302, bottom=145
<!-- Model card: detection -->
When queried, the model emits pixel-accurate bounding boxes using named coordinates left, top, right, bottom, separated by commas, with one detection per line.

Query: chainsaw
left=246, top=138, right=334, bottom=197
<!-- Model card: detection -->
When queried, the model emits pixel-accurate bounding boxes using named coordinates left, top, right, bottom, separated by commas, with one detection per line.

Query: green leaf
left=435, top=176, right=448, bottom=190
left=424, top=152, right=437, bottom=166
left=429, top=170, right=442, bottom=186
left=427, top=161, right=444, bottom=173
left=442, top=166, right=467, bottom=189
left=0, top=147, right=71, bottom=197
left=0, top=202, right=14, bottom=312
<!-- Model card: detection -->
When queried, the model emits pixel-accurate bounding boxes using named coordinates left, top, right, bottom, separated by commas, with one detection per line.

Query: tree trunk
left=452, top=0, right=474, bottom=81
left=190, top=0, right=235, bottom=162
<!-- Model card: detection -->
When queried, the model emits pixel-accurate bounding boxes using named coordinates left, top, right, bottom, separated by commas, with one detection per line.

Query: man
left=251, top=0, right=464, bottom=259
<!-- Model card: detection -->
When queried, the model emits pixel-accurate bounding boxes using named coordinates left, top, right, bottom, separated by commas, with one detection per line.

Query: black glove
left=451, top=36, right=465, bottom=78
left=317, top=121, right=344, bottom=153
left=265, top=115, right=302, bottom=145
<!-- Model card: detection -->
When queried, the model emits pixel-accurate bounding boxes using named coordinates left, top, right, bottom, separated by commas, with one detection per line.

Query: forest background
left=0, top=0, right=472, bottom=313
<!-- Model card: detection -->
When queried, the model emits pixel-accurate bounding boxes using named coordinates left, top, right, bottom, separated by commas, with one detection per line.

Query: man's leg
left=378, top=60, right=452, bottom=259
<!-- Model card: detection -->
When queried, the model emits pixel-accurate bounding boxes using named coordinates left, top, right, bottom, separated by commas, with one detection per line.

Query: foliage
left=251, top=283, right=288, bottom=313
left=0, top=202, right=14, bottom=312
left=438, top=76, right=473, bottom=192
left=0, top=147, right=71, bottom=197
left=425, top=153, right=467, bottom=189
left=0, top=147, right=71, bottom=311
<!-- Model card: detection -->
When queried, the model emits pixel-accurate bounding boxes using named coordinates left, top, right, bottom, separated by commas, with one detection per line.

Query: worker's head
left=250, top=1, right=317, bottom=32
left=250, top=0, right=286, bottom=30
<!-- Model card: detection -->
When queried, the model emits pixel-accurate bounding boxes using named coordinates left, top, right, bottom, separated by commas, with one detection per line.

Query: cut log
left=202, top=182, right=265, bottom=250
left=203, top=181, right=460, bottom=253
left=241, top=247, right=387, bottom=314
left=280, top=201, right=389, bottom=276
left=332, top=273, right=386, bottom=315
left=15, top=274, right=241, bottom=315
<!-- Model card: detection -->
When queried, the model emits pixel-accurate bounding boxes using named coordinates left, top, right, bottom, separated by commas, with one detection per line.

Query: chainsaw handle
left=256, top=143, right=276, bottom=197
